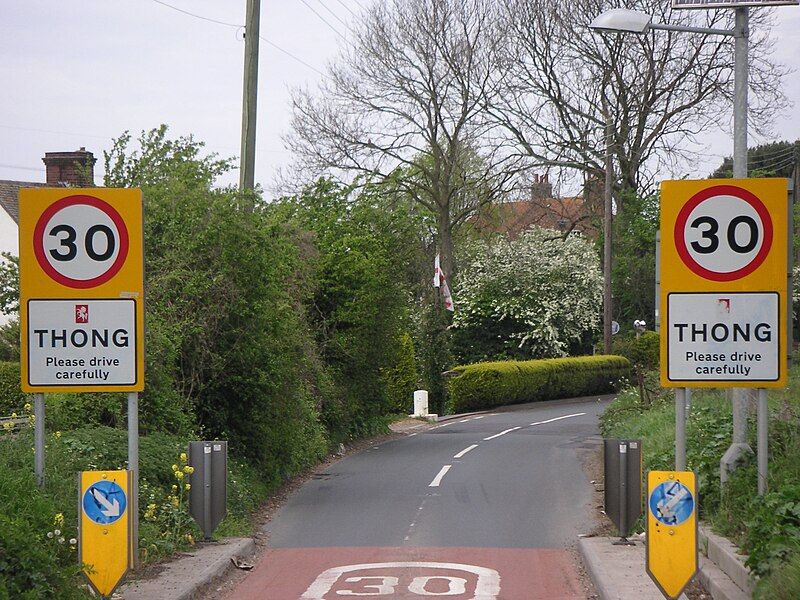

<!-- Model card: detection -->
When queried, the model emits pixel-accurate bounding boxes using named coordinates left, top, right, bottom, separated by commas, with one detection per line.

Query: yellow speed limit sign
left=18, top=188, right=144, bottom=393
left=646, top=471, right=698, bottom=599
left=79, top=470, right=132, bottom=597
left=659, top=178, right=788, bottom=388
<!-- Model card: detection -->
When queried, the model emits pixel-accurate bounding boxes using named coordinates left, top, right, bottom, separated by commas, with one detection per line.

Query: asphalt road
left=229, top=396, right=611, bottom=599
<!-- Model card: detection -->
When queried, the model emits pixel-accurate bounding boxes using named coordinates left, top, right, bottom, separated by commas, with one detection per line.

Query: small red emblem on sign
left=75, top=305, right=89, bottom=323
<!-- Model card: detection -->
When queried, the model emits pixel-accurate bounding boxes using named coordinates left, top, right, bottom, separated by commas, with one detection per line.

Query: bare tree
left=493, top=0, right=788, bottom=198
left=286, top=0, right=528, bottom=283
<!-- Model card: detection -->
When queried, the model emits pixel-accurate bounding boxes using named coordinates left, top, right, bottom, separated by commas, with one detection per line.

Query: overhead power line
left=151, top=0, right=241, bottom=28
left=314, top=0, right=352, bottom=31
left=258, top=36, right=328, bottom=78
left=332, top=0, right=358, bottom=18
left=298, top=0, right=347, bottom=39
left=150, top=0, right=326, bottom=77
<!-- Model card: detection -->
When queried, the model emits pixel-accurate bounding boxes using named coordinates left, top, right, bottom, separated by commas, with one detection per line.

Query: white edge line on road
left=529, top=412, right=586, bottom=427
left=454, top=444, right=479, bottom=459
left=459, top=418, right=471, bottom=423
left=429, top=465, right=452, bottom=487
left=483, top=427, right=520, bottom=441
left=472, top=415, right=485, bottom=420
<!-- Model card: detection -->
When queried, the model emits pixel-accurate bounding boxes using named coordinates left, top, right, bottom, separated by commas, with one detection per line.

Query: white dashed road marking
left=429, top=465, right=452, bottom=487
left=483, top=427, right=520, bottom=441
left=529, top=412, right=586, bottom=427
left=453, top=444, right=479, bottom=459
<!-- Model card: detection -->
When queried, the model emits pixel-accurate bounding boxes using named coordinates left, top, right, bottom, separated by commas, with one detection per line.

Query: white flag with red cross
left=433, top=254, right=454, bottom=311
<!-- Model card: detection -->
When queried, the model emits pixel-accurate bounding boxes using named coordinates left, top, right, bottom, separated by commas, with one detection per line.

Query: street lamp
left=590, top=6, right=753, bottom=483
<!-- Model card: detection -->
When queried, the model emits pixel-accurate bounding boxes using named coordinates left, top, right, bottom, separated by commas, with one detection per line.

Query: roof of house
left=0, top=180, right=51, bottom=224
left=469, top=195, right=601, bottom=239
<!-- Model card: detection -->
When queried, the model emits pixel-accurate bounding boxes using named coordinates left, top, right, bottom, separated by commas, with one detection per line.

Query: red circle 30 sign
left=673, top=185, right=772, bottom=282
left=33, top=195, right=130, bottom=289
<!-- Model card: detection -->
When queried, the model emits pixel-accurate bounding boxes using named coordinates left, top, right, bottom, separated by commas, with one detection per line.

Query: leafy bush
left=755, top=550, right=800, bottom=600
left=611, top=331, right=659, bottom=370
left=447, top=355, right=631, bottom=413
left=105, top=127, right=330, bottom=477
left=0, top=362, right=27, bottom=415
left=452, top=227, right=602, bottom=363
left=381, top=332, right=420, bottom=414
left=602, top=367, right=800, bottom=579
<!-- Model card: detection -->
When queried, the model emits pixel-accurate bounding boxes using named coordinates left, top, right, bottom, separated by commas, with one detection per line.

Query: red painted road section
left=228, top=547, right=583, bottom=599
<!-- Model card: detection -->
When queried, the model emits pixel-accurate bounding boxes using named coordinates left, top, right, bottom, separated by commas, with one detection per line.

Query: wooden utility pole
left=239, top=0, right=261, bottom=191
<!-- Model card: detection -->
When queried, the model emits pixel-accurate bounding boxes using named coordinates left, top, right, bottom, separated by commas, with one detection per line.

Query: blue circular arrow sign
left=649, top=480, right=694, bottom=526
left=83, top=480, right=127, bottom=525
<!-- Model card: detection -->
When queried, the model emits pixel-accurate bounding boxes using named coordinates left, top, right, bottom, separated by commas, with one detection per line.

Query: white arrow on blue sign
left=82, top=480, right=127, bottom=525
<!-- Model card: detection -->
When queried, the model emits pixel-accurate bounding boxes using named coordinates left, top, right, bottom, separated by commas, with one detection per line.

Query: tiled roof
left=0, top=180, right=50, bottom=224
left=469, top=196, right=601, bottom=239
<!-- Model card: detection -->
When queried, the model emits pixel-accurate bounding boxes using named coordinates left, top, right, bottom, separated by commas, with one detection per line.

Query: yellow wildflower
left=24, top=403, right=32, bottom=412
left=175, top=470, right=184, bottom=480
left=54, top=513, right=64, bottom=527
left=171, top=464, right=178, bottom=471
left=185, top=483, right=191, bottom=492
left=183, top=465, right=194, bottom=474
left=180, top=453, right=187, bottom=462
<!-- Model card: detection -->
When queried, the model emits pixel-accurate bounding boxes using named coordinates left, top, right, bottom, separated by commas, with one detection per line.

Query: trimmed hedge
left=447, top=355, right=631, bottom=413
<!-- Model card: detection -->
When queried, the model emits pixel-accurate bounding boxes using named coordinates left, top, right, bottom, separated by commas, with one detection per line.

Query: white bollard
left=413, top=390, right=429, bottom=417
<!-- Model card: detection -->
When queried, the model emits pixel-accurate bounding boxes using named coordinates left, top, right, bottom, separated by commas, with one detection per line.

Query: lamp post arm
left=649, top=23, right=737, bottom=37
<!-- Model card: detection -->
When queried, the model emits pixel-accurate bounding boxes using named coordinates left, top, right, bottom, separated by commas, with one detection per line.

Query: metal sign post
left=18, top=188, right=144, bottom=555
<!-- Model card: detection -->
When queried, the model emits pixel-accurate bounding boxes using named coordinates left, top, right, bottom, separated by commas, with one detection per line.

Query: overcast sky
left=1, top=1, right=798, bottom=197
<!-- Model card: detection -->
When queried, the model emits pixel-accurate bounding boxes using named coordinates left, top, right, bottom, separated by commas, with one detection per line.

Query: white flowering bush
left=452, top=227, right=602, bottom=362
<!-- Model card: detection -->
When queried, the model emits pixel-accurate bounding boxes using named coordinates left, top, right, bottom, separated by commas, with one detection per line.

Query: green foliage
left=709, top=140, right=799, bottom=179
left=611, top=331, right=660, bottom=370
left=610, top=191, right=658, bottom=329
left=0, top=320, right=19, bottom=362
left=381, top=332, right=420, bottom=414
left=0, top=362, right=27, bottom=415
left=0, top=425, right=265, bottom=596
left=45, top=392, right=126, bottom=430
left=278, top=178, right=421, bottom=438
left=104, top=126, right=329, bottom=477
left=447, top=355, right=630, bottom=413
left=755, top=550, right=800, bottom=600
left=0, top=253, right=18, bottom=316
left=452, top=227, right=602, bottom=363
left=602, top=364, right=800, bottom=579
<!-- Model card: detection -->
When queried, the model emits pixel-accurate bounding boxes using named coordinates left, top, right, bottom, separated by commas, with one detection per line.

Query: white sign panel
left=27, top=299, right=138, bottom=387
left=667, top=292, right=779, bottom=382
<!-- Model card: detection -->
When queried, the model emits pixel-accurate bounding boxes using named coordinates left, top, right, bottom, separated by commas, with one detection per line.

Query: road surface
left=228, top=396, right=610, bottom=599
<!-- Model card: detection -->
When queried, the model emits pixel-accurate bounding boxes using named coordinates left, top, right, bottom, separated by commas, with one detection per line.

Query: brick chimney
left=42, top=147, right=96, bottom=187
left=530, top=173, right=553, bottom=201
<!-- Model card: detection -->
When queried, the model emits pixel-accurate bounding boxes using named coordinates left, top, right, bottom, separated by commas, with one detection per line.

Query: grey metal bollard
left=604, top=438, right=642, bottom=544
left=188, top=441, right=228, bottom=540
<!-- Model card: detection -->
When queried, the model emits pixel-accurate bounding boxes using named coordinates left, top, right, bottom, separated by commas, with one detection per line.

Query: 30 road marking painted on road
left=300, top=561, right=501, bottom=599
left=529, top=412, right=586, bottom=427
left=429, top=465, right=452, bottom=487
left=454, top=444, right=479, bottom=459
left=483, top=427, right=520, bottom=441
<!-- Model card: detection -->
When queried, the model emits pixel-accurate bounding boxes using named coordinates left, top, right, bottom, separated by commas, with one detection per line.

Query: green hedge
left=0, top=362, right=26, bottom=416
left=447, top=355, right=631, bottom=413
left=611, top=331, right=659, bottom=370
